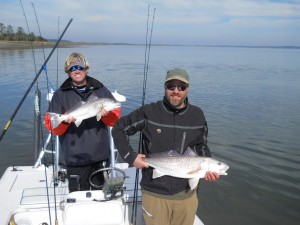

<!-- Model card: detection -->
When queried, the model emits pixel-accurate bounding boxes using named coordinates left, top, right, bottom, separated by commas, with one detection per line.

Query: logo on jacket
left=157, top=128, right=161, bottom=133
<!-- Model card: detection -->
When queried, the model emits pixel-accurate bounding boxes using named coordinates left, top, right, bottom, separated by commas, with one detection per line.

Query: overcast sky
left=1, top=0, right=300, bottom=46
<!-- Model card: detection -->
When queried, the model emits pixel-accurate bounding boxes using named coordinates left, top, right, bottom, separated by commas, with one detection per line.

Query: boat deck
left=0, top=164, right=143, bottom=225
left=0, top=164, right=203, bottom=225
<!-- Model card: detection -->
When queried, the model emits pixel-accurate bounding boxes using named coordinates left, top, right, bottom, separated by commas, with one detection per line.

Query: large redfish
left=144, top=148, right=229, bottom=190
left=48, top=97, right=120, bottom=128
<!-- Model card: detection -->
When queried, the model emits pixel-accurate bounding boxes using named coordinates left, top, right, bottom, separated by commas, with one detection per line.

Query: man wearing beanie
left=45, top=52, right=120, bottom=192
left=112, top=68, right=219, bottom=225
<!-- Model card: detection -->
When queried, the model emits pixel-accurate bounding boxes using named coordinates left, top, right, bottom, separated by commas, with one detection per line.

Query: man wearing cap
left=112, top=68, right=219, bottom=225
left=45, top=52, right=120, bottom=192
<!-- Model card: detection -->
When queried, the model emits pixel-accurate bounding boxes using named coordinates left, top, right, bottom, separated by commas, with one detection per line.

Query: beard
left=167, top=95, right=186, bottom=108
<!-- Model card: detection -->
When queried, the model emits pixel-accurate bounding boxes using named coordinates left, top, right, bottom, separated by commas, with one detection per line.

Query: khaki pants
left=142, top=191, right=198, bottom=225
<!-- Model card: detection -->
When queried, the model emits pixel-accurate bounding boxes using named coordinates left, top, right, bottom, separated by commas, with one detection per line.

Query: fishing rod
left=141, top=6, right=156, bottom=106
left=141, top=5, right=150, bottom=107
left=31, top=4, right=59, bottom=225
left=31, top=2, right=55, bottom=93
left=143, top=7, right=156, bottom=104
left=19, top=0, right=38, bottom=77
left=31, top=2, right=53, bottom=159
left=31, top=2, right=43, bottom=161
left=131, top=5, right=156, bottom=225
left=130, top=5, right=151, bottom=223
left=0, top=18, right=73, bottom=143
left=57, top=16, right=60, bottom=89
left=19, top=0, right=42, bottom=160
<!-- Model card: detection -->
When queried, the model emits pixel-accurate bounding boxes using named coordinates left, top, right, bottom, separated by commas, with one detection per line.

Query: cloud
left=0, top=0, right=299, bottom=45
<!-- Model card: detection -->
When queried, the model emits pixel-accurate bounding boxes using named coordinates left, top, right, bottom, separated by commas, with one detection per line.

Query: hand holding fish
left=143, top=148, right=229, bottom=190
left=64, top=117, right=76, bottom=124
left=204, top=171, right=220, bottom=181
left=133, top=154, right=149, bottom=169
left=99, top=108, right=108, bottom=117
left=48, top=98, right=121, bottom=128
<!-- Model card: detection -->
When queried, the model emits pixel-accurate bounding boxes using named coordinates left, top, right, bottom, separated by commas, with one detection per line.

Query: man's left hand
left=204, top=171, right=220, bottom=181
left=100, top=109, right=108, bottom=117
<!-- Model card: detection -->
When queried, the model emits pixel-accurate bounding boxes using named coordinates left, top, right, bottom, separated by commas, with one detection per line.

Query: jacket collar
left=60, top=76, right=103, bottom=90
left=163, top=96, right=189, bottom=113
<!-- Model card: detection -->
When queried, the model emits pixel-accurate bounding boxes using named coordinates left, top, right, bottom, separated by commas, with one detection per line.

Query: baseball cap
left=67, top=58, right=86, bottom=71
left=165, top=68, right=189, bottom=84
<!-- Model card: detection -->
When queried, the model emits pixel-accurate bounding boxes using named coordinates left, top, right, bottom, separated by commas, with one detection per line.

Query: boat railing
left=20, top=185, right=68, bottom=206
left=33, top=90, right=127, bottom=181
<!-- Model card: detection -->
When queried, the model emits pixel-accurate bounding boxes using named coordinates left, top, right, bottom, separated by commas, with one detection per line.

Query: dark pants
left=67, top=161, right=108, bottom=193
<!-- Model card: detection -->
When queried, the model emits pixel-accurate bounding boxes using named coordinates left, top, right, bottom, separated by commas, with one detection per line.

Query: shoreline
left=0, top=41, right=97, bottom=50
left=1, top=40, right=299, bottom=50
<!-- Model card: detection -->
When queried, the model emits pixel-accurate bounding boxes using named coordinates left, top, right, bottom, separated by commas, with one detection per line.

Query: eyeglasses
left=165, top=84, right=188, bottom=91
left=68, top=65, right=85, bottom=72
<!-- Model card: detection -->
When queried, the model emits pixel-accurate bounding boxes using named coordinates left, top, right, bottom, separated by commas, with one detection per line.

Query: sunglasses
left=165, top=84, right=188, bottom=91
left=68, top=65, right=85, bottom=72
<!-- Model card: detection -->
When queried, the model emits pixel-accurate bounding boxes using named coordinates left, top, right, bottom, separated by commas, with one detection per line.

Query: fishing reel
left=89, top=167, right=126, bottom=201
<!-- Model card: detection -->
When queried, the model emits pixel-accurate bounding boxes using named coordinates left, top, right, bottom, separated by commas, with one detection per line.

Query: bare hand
left=64, top=117, right=76, bottom=124
left=100, top=109, right=108, bottom=117
left=133, top=154, right=148, bottom=169
left=204, top=171, right=220, bottom=181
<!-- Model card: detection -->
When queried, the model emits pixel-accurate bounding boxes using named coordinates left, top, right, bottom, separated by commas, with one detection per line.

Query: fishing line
left=31, top=3, right=58, bottom=225
left=19, top=0, right=38, bottom=87
left=57, top=16, right=60, bottom=89
left=50, top=136, right=59, bottom=225
left=42, top=154, right=53, bottom=225
left=141, top=5, right=150, bottom=106
left=131, top=5, right=156, bottom=225
left=31, top=3, right=47, bottom=152
left=20, top=1, right=44, bottom=170
left=131, top=5, right=151, bottom=223
left=0, top=18, right=73, bottom=142
left=52, top=21, right=61, bottom=225
left=143, top=7, right=156, bottom=106
left=31, top=3, right=55, bottom=94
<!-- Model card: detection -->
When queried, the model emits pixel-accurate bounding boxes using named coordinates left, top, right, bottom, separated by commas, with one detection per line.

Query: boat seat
left=63, top=191, right=126, bottom=225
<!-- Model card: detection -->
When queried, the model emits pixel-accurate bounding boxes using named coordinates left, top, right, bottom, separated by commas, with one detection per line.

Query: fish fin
left=183, top=147, right=198, bottom=157
left=96, top=113, right=102, bottom=121
left=188, top=178, right=200, bottom=190
left=152, top=169, right=165, bottom=179
left=48, top=112, right=64, bottom=129
left=74, top=120, right=82, bottom=127
left=149, top=150, right=180, bottom=158
left=167, top=150, right=181, bottom=157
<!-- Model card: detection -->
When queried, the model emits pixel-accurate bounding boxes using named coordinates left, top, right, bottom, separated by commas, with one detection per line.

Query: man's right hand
left=133, top=154, right=149, bottom=169
left=64, top=117, right=76, bottom=124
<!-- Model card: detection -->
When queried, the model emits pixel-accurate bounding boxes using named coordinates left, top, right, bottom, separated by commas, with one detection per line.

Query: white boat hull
left=0, top=164, right=204, bottom=225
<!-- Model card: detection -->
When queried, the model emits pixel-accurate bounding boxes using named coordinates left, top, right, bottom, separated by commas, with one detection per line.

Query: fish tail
left=48, top=112, right=65, bottom=129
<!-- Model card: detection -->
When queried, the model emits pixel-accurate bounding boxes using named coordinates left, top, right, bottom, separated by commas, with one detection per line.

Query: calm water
left=0, top=45, right=299, bottom=225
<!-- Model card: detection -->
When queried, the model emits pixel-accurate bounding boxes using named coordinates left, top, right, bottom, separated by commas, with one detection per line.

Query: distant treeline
left=0, top=22, right=48, bottom=42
